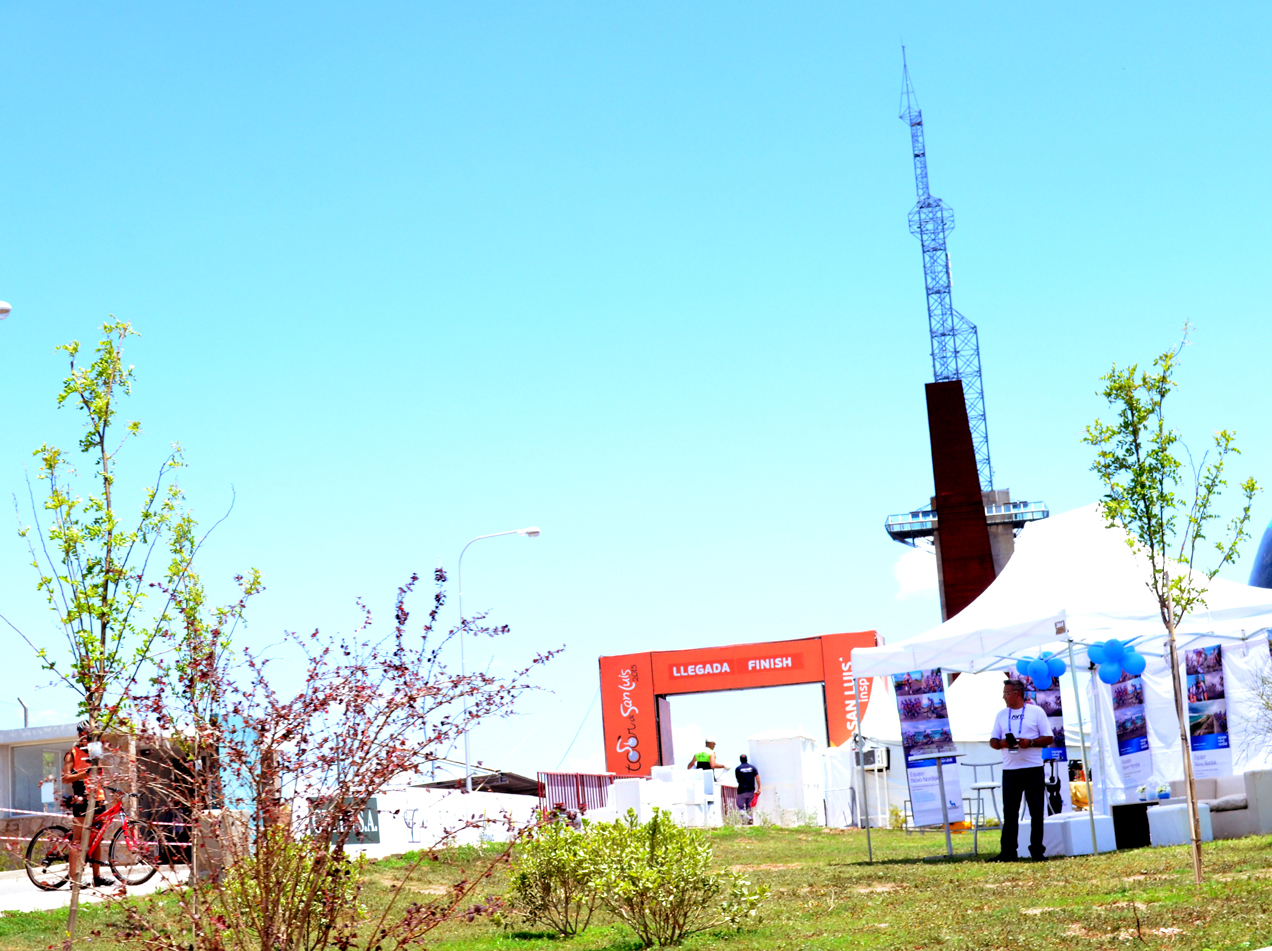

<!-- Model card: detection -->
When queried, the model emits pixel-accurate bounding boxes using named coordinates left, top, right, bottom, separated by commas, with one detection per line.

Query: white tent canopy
left=853, top=504, right=1272, bottom=678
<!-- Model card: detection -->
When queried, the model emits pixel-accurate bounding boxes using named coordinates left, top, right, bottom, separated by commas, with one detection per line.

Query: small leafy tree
left=1084, top=329, right=1259, bottom=885
left=508, top=818, right=601, bottom=936
left=591, top=809, right=767, bottom=948
left=8, top=322, right=221, bottom=943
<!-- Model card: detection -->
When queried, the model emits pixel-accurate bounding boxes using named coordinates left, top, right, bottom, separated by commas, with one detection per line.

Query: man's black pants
left=1000, top=766, right=1045, bottom=859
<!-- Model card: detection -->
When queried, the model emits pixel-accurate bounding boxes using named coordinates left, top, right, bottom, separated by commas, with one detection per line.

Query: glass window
left=13, top=745, right=71, bottom=815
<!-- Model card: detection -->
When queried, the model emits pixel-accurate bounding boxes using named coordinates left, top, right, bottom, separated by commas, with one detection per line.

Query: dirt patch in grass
left=729, top=862, right=802, bottom=871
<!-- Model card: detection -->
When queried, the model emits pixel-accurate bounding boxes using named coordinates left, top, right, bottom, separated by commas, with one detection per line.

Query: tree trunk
left=66, top=795, right=97, bottom=944
left=1164, top=573, right=1204, bottom=885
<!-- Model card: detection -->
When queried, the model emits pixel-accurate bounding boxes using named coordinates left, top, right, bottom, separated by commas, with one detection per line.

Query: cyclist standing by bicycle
left=62, top=722, right=111, bottom=887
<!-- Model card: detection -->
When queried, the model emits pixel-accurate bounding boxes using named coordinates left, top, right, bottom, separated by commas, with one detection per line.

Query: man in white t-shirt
left=988, top=679, right=1053, bottom=861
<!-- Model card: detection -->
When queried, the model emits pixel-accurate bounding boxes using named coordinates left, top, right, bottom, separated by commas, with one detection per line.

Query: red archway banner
left=599, top=630, right=877, bottom=777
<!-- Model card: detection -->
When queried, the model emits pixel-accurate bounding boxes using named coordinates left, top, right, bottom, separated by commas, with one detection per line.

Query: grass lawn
left=3, top=827, right=1271, bottom=950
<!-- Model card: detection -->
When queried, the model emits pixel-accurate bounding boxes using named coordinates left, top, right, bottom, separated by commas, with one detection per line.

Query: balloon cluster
left=1087, top=638, right=1146, bottom=684
left=1015, top=652, right=1067, bottom=689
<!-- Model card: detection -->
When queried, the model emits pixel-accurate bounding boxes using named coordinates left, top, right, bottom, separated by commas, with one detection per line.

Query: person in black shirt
left=733, top=755, right=761, bottom=825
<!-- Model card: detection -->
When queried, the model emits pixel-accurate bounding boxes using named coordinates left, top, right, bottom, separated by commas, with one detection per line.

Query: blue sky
left=0, top=3, right=1268, bottom=774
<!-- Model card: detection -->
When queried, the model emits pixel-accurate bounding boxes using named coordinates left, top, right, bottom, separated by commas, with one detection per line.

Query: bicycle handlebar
left=105, top=785, right=140, bottom=798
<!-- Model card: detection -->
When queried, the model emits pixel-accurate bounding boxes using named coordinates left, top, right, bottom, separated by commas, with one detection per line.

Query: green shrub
left=508, top=819, right=600, bottom=937
left=592, top=809, right=767, bottom=948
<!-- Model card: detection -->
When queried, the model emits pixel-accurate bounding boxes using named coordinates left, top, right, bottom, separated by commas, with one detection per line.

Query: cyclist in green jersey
left=687, top=739, right=722, bottom=771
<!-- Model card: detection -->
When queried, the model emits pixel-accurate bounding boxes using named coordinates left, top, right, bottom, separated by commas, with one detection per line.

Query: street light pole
left=457, top=526, right=541, bottom=793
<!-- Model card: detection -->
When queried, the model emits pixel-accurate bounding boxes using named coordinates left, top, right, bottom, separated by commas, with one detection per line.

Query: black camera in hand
left=1004, top=732, right=1019, bottom=751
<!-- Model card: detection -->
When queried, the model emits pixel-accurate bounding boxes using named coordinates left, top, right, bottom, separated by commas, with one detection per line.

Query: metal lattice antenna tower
left=899, top=50, right=993, bottom=490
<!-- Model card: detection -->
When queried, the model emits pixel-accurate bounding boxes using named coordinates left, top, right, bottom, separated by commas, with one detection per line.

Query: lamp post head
left=518, top=527, right=541, bottom=537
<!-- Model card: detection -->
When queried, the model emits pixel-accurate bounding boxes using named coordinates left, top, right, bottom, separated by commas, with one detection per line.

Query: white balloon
left=0, top=301, right=11, bottom=318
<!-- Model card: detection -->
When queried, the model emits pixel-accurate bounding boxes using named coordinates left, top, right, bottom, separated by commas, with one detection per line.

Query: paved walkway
left=0, top=865, right=188, bottom=914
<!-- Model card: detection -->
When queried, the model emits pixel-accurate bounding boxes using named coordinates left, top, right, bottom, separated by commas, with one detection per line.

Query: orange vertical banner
left=599, top=653, right=658, bottom=777
left=819, top=631, right=880, bottom=748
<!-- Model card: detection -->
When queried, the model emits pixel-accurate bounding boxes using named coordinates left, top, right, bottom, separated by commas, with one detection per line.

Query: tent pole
left=1066, top=638, right=1099, bottom=853
left=852, top=687, right=873, bottom=863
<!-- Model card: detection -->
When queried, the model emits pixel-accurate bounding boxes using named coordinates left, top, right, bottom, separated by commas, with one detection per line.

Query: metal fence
left=536, top=772, right=615, bottom=815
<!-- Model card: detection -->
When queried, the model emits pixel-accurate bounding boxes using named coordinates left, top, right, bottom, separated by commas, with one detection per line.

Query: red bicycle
left=25, top=785, right=166, bottom=890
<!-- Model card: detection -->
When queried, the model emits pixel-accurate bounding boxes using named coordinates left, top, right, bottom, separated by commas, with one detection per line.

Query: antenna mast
left=899, top=49, right=993, bottom=490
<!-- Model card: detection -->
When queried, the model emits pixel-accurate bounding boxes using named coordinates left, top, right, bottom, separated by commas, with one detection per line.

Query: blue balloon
left=1016, top=661, right=1033, bottom=680
left=1098, top=660, right=1123, bottom=684
left=1047, top=656, right=1067, bottom=679
left=1104, top=639, right=1125, bottom=662
left=1122, top=651, right=1147, bottom=676
left=1029, top=659, right=1052, bottom=685
left=1087, top=643, right=1106, bottom=666
left=1042, top=651, right=1054, bottom=659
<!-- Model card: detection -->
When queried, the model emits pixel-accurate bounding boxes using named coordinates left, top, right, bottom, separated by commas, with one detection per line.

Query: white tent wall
left=1088, top=674, right=1118, bottom=815
left=1223, top=638, right=1272, bottom=774
left=822, top=747, right=856, bottom=827
left=748, top=731, right=825, bottom=827
left=1144, top=653, right=1184, bottom=786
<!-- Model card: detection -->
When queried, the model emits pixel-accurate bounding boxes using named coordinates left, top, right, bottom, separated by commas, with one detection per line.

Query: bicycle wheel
left=109, top=820, right=164, bottom=886
left=25, top=824, right=73, bottom=891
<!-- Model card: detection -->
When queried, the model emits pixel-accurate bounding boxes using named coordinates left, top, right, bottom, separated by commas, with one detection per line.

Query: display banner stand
left=1184, top=644, right=1231, bottom=779
left=892, top=668, right=965, bottom=830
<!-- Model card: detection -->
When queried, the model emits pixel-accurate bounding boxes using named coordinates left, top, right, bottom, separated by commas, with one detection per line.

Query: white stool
left=1148, top=802, right=1212, bottom=847
left=969, top=783, right=1002, bottom=822
left=969, top=782, right=1001, bottom=855
left=964, top=761, right=1002, bottom=821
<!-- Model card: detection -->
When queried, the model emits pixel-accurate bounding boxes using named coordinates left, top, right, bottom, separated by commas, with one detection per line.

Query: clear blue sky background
left=1, top=3, right=1268, bottom=775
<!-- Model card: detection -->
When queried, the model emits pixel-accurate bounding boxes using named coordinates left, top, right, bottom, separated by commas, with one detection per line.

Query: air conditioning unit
left=854, top=747, right=890, bottom=771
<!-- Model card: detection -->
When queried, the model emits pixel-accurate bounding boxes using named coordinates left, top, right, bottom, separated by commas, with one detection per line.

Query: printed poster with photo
left=892, top=668, right=964, bottom=826
left=1016, top=670, right=1071, bottom=815
left=1111, top=669, right=1152, bottom=786
left=1186, top=645, right=1230, bottom=779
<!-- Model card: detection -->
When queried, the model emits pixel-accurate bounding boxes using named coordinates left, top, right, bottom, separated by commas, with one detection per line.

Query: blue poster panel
left=1186, top=645, right=1230, bottom=778
left=892, top=668, right=964, bottom=826
left=1111, top=669, right=1151, bottom=786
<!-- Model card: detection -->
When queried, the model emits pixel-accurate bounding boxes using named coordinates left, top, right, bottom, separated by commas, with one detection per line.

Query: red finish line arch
left=599, top=631, right=879, bottom=777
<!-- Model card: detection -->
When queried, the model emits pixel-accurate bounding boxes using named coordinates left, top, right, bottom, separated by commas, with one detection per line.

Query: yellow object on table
left=1069, top=780, right=1090, bottom=810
